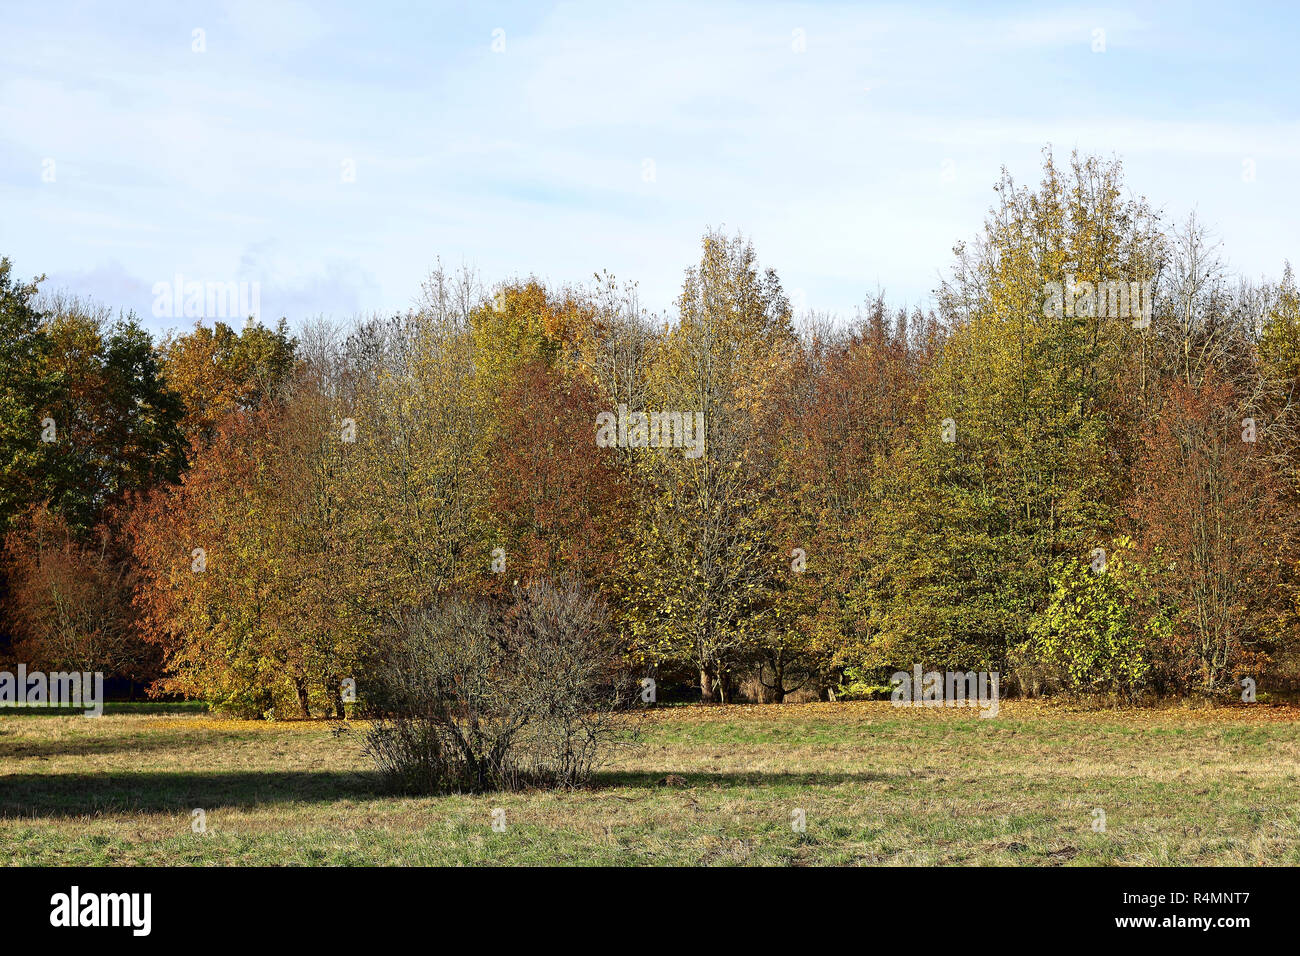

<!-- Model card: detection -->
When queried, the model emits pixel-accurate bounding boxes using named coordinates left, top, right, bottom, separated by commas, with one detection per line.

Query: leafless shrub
left=362, top=577, right=636, bottom=793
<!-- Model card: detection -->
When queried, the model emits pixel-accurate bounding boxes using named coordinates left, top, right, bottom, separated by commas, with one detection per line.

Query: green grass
left=1, top=700, right=1298, bottom=865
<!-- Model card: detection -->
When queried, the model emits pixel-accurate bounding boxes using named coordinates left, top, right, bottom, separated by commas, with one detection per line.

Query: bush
left=362, top=577, right=635, bottom=793
left=1020, top=544, right=1164, bottom=698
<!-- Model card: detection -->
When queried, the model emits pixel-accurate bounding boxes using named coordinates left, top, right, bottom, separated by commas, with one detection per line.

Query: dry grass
left=2, top=700, right=1298, bottom=865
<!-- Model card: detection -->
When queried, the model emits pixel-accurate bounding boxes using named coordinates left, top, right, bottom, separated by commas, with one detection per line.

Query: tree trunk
left=699, top=668, right=716, bottom=704
left=772, top=661, right=786, bottom=704
left=295, top=679, right=311, bottom=718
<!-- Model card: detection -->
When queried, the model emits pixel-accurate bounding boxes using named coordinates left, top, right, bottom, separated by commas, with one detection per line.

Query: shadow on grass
left=594, top=769, right=889, bottom=788
left=1, top=766, right=892, bottom=818
left=0, top=732, right=228, bottom=761
left=0, top=770, right=383, bottom=818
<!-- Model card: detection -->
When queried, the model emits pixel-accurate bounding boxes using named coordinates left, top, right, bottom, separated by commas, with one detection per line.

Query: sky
left=2, top=0, right=1297, bottom=335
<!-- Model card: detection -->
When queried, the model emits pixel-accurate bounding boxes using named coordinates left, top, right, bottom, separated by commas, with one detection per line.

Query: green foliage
left=1022, top=545, right=1163, bottom=696
left=1259, top=265, right=1300, bottom=389
left=857, top=151, right=1159, bottom=675
left=0, top=260, right=56, bottom=539
left=42, top=305, right=187, bottom=533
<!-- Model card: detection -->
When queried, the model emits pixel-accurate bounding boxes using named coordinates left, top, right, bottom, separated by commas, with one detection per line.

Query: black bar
left=5, top=865, right=1274, bottom=942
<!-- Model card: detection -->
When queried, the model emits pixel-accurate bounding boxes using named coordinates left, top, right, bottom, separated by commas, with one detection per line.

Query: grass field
left=2, top=701, right=1298, bottom=866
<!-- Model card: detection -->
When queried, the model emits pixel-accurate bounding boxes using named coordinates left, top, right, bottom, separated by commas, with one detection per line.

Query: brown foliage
left=2, top=504, right=159, bottom=680
left=1129, top=375, right=1298, bottom=693
left=490, top=358, right=631, bottom=588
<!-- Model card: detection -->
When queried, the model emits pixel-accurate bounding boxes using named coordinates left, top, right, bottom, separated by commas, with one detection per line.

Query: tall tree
left=1129, top=376, right=1297, bottom=693
left=626, top=230, right=797, bottom=702
left=865, top=151, right=1164, bottom=680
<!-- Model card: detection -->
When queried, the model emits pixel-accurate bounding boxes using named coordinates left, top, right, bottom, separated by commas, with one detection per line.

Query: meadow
left=2, top=701, right=1298, bottom=866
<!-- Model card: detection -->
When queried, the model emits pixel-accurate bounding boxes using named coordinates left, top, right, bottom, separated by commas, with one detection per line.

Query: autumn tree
left=489, top=357, right=631, bottom=588
left=4, top=504, right=160, bottom=684
left=1129, top=376, right=1297, bottom=694
left=128, top=408, right=277, bottom=713
left=38, top=294, right=187, bottom=534
left=625, top=230, right=798, bottom=703
left=159, top=318, right=297, bottom=450
left=3, top=289, right=186, bottom=684
left=863, top=151, right=1165, bottom=681
left=332, top=307, right=496, bottom=622
left=771, top=300, right=939, bottom=698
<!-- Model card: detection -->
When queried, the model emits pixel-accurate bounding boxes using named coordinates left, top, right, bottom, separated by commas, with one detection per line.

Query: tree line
left=3, top=149, right=1299, bottom=715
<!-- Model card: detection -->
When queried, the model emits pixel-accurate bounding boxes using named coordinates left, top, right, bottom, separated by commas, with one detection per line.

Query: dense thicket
left=4, top=149, right=1298, bottom=712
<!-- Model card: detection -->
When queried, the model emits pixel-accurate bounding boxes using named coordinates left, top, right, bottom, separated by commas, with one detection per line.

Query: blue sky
left=2, top=1, right=1297, bottom=334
